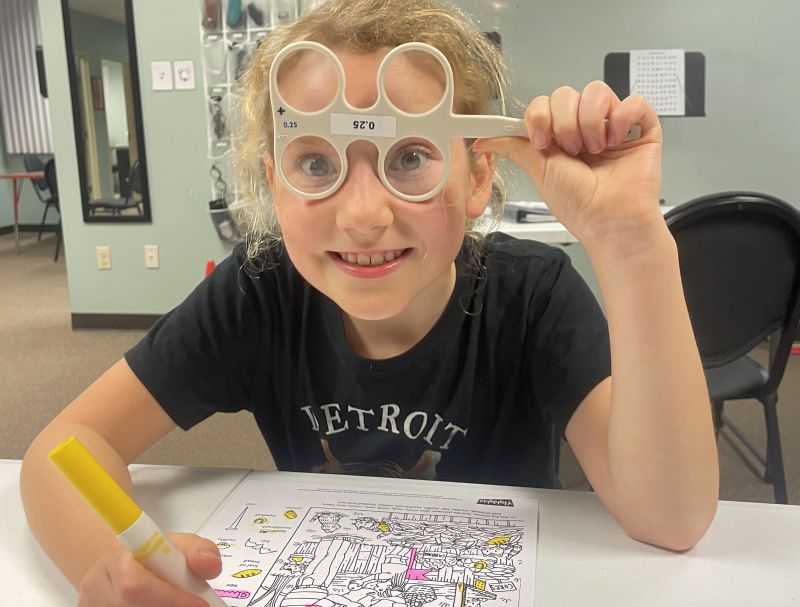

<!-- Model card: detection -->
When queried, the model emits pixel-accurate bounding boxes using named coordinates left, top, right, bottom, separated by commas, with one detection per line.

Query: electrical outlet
left=96, top=245, right=111, bottom=270
left=144, top=244, right=159, bottom=269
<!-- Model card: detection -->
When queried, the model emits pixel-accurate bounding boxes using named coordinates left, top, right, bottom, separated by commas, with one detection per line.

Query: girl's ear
left=263, top=153, right=275, bottom=186
left=465, top=149, right=496, bottom=219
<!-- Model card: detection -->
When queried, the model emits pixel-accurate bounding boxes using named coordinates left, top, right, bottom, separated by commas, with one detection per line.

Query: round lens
left=281, top=136, right=342, bottom=196
left=383, top=137, right=445, bottom=199
left=275, top=47, right=339, bottom=112
left=382, top=48, right=447, bottom=115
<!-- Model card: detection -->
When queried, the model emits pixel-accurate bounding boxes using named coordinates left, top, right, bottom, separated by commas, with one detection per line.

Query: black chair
left=665, top=192, right=800, bottom=504
left=43, top=160, right=63, bottom=262
left=23, top=154, right=59, bottom=242
left=88, top=160, right=144, bottom=216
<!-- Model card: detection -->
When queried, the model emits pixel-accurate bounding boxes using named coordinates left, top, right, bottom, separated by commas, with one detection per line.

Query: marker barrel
left=120, top=511, right=227, bottom=607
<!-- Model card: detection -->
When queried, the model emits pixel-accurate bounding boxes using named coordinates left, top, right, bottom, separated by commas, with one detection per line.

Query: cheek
left=405, top=187, right=469, bottom=258
left=274, top=195, right=321, bottom=265
left=274, top=189, right=326, bottom=241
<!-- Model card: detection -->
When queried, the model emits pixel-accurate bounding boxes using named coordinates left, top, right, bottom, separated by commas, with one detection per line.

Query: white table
left=3, top=459, right=799, bottom=606
left=1, top=460, right=250, bottom=605
left=497, top=205, right=676, bottom=245
left=499, top=219, right=581, bottom=244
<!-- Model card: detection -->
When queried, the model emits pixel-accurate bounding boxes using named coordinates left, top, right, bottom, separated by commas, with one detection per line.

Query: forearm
left=20, top=422, right=133, bottom=588
left=585, top=217, right=719, bottom=548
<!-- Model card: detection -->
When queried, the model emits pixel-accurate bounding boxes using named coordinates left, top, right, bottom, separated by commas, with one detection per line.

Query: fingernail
left=585, top=137, right=603, bottom=154
left=533, top=132, right=548, bottom=149
left=563, top=141, right=579, bottom=156
left=606, top=130, right=618, bottom=147
left=200, top=549, right=221, bottom=561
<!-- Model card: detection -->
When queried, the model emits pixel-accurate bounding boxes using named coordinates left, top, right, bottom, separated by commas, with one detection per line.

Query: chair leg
left=712, top=400, right=724, bottom=437
left=761, top=393, right=788, bottom=504
left=53, top=220, right=62, bottom=262
left=38, top=204, right=50, bottom=241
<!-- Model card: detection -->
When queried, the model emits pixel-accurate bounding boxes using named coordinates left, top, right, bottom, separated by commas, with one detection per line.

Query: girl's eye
left=387, top=146, right=433, bottom=173
left=299, top=155, right=335, bottom=177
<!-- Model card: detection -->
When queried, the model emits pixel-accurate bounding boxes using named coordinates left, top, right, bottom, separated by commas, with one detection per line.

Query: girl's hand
left=474, top=81, right=664, bottom=251
left=77, top=533, right=222, bottom=607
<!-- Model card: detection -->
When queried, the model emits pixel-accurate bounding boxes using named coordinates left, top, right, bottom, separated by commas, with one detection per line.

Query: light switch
left=144, top=244, right=159, bottom=269
left=173, top=60, right=196, bottom=90
left=96, top=245, right=111, bottom=270
left=151, top=61, right=173, bottom=91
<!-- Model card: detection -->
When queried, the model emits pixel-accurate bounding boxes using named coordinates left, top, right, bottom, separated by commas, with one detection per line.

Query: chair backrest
left=44, top=159, right=58, bottom=198
left=120, top=160, right=142, bottom=210
left=23, top=154, right=49, bottom=192
left=128, top=160, right=141, bottom=195
left=665, top=192, right=800, bottom=394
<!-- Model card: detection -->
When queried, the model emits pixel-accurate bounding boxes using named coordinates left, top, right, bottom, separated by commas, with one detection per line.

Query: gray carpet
left=1, top=232, right=797, bottom=504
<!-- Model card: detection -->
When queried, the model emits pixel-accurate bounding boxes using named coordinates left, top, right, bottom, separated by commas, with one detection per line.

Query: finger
left=550, top=86, right=582, bottom=156
left=471, top=136, right=545, bottom=184
left=578, top=80, right=621, bottom=153
left=112, top=555, right=209, bottom=607
left=523, top=95, right=552, bottom=150
left=170, top=533, right=223, bottom=581
left=607, top=94, right=661, bottom=146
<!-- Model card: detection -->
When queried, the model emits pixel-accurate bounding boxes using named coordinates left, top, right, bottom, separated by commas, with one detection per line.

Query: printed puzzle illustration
left=209, top=504, right=527, bottom=606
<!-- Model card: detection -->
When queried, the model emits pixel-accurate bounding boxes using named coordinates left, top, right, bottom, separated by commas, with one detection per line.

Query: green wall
left=458, top=0, right=798, bottom=205
left=36, top=0, right=799, bottom=316
left=40, top=0, right=230, bottom=315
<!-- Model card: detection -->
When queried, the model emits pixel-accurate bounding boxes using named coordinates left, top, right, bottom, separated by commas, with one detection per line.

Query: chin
left=334, top=292, right=412, bottom=322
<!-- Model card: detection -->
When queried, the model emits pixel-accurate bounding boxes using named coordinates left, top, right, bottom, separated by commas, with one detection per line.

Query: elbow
left=622, top=500, right=719, bottom=552
left=627, top=524, right=706, bottom=552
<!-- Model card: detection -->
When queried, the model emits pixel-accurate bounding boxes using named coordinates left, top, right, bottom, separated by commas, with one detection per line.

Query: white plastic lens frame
left=270, top=40, right=642, bottom=202
left=270, top=40, right=533, bottom=202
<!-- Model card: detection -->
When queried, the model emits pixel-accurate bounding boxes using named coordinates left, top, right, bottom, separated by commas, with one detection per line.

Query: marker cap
left=48, top=436, right=142, bottom=534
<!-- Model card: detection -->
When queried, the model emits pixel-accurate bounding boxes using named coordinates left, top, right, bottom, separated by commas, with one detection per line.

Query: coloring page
left=198, top=472, right=539, bottom=606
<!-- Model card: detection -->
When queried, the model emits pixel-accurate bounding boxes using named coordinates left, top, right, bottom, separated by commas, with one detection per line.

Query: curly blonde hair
left=233, top=0, right=514, bottom=260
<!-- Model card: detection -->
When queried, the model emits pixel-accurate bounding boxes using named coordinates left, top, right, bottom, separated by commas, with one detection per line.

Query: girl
left=21, top=0, right=718, bottom=604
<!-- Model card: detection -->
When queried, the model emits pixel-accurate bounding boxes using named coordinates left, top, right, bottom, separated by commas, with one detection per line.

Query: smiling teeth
left=341, top=250, right=404, bottom=266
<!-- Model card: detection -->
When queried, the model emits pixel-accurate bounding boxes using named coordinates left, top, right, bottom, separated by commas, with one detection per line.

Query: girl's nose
left=335, top=142, right=395, bottom=233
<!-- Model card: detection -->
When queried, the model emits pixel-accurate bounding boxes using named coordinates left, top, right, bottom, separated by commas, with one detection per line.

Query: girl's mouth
left=328, top=248, right=412, bottom=277
left=333, top=248, right=409, bottom=267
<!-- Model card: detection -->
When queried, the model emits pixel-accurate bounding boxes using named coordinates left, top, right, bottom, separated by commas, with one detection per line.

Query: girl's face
left=265, top=47, right=494, bottom=323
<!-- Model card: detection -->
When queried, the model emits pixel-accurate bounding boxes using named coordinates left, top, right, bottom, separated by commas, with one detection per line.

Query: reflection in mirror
left=61, top=0, right=151, bottom=222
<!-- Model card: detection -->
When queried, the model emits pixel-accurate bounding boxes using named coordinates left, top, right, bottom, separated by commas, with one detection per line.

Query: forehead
left=275, top=45, right=448, bottom=111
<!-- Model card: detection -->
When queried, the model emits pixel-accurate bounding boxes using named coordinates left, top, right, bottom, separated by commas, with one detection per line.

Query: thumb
left=473, top=136, right=548, bottom=182
left=169, top=532, right=223, bottom=580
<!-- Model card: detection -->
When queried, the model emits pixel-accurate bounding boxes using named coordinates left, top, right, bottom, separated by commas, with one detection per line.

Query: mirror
left=61, top=0, right=151, bottom=222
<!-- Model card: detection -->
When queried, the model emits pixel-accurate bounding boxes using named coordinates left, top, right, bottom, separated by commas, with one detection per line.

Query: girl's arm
left=565, top=217, right=718, bottom=551
left=473, top=82, right=718, bottom=550
left=20, top=359, right=222, bottom=603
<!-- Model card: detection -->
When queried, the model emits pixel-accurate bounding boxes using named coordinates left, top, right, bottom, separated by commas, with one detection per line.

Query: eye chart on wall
left=629, top=49, right=686, bottom=116
left=197, top=471, right=539, bottom=607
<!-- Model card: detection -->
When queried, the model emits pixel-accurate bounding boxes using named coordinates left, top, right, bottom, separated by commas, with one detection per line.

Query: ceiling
left=68, top=0, right=125, bottom=23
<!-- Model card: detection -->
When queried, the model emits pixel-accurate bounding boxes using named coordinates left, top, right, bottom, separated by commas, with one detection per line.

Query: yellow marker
left=49, top=436, right=228, bottom=607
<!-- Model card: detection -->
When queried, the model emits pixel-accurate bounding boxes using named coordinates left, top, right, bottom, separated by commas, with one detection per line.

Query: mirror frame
left=61, top=0, right=152, bottom=223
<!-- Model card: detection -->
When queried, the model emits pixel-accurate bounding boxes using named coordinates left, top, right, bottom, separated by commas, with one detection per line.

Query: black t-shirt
left=125, top=233, right=610, bottom=488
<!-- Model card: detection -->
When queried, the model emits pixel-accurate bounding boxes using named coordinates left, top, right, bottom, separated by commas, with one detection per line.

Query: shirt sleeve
left=124, top=246, right=267, bottom=430
left=525, top=248, right=611, bottom=436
